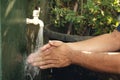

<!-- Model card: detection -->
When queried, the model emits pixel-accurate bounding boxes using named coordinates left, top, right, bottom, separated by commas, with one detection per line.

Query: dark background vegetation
left=28, top=0, right=120, bottom=36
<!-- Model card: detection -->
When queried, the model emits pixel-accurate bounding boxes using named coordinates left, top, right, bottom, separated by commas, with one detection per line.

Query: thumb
left=49, top=40, right=63, bottom=47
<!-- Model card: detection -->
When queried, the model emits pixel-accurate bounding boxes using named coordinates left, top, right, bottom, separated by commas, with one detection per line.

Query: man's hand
left=27, top=40, right=72, bottom=69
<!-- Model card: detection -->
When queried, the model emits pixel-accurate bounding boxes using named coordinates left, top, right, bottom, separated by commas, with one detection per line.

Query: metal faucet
left=26, top=7, right=44, bottom=48
left=26, top=7, right=44, bottom=27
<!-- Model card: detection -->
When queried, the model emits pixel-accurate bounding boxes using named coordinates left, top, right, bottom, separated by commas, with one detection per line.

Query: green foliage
left=83, top=0, right=120, bottom=35
left=49, top=0, right=120, bottom=35
left=50, top=7, right=84, bottom=27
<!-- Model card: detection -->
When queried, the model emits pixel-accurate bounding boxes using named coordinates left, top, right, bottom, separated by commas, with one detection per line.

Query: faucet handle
left=33, top=7, right=40, bottom=17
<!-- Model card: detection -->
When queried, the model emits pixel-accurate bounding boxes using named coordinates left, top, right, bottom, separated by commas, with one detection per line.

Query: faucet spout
left=26, top=7, right=44, bottom=27
left=26, top=18, right=44, bottom=27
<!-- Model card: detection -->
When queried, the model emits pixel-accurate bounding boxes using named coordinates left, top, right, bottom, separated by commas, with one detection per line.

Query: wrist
left=65, top=43, right=74, bottom=64
left=65, top=43, right=80, bottom=64
left=66, top=43, right=92, bottom=65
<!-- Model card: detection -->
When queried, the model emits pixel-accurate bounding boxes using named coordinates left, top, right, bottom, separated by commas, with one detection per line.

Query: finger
left=29, top=51, right=54, bottom=64
left=27, top=53, right=40, bottom=63
left=40, top=49, right=52, bottom=57
left=40, top=43, right=52, bottom=51
left=28, top=48, right=53, bottom=63
left=49, top=40, right=63, bottom=47
left=42, top=54, right=59, bottom=61
left=29, top=54, right=52, bottom=63
left=40, top=64, right=58, bottom=69
left=29, top=57, right=42, bottom=63
left=32, top=59, right=58, bottom=67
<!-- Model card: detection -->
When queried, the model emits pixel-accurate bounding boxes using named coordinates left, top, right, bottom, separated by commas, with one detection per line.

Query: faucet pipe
left=26, top=7, right=44, bottom=48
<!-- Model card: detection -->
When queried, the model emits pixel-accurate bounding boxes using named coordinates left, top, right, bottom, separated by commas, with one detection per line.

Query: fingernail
left=49, top=40, right=53, bottom=43
left=49, top=40, right=52, bottom=42
left=40, top=66, right=44, bottom=69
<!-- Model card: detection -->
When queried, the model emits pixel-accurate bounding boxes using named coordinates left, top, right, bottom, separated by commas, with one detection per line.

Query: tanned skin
left=27, top=30, right=120, bottom=74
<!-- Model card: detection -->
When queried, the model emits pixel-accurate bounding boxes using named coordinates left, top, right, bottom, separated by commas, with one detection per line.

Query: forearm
left=69, top=51, right=120, bottom=74
left=68, top=30, right=120, bottom=52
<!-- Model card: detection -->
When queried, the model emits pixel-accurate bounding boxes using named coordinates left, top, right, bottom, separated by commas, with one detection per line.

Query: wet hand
left=27, top=40, right=72, bottom=69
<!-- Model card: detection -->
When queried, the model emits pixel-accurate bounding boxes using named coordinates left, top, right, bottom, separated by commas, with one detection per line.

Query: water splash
left=25, top=61, right=40, bottom=80
left=25, top=26, right=44, bottom=80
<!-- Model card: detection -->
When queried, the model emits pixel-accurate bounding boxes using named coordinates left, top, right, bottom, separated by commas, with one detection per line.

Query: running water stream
left=25, top=26, right=44, bottom=80
left=25, top=7, right=44, bottom=80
